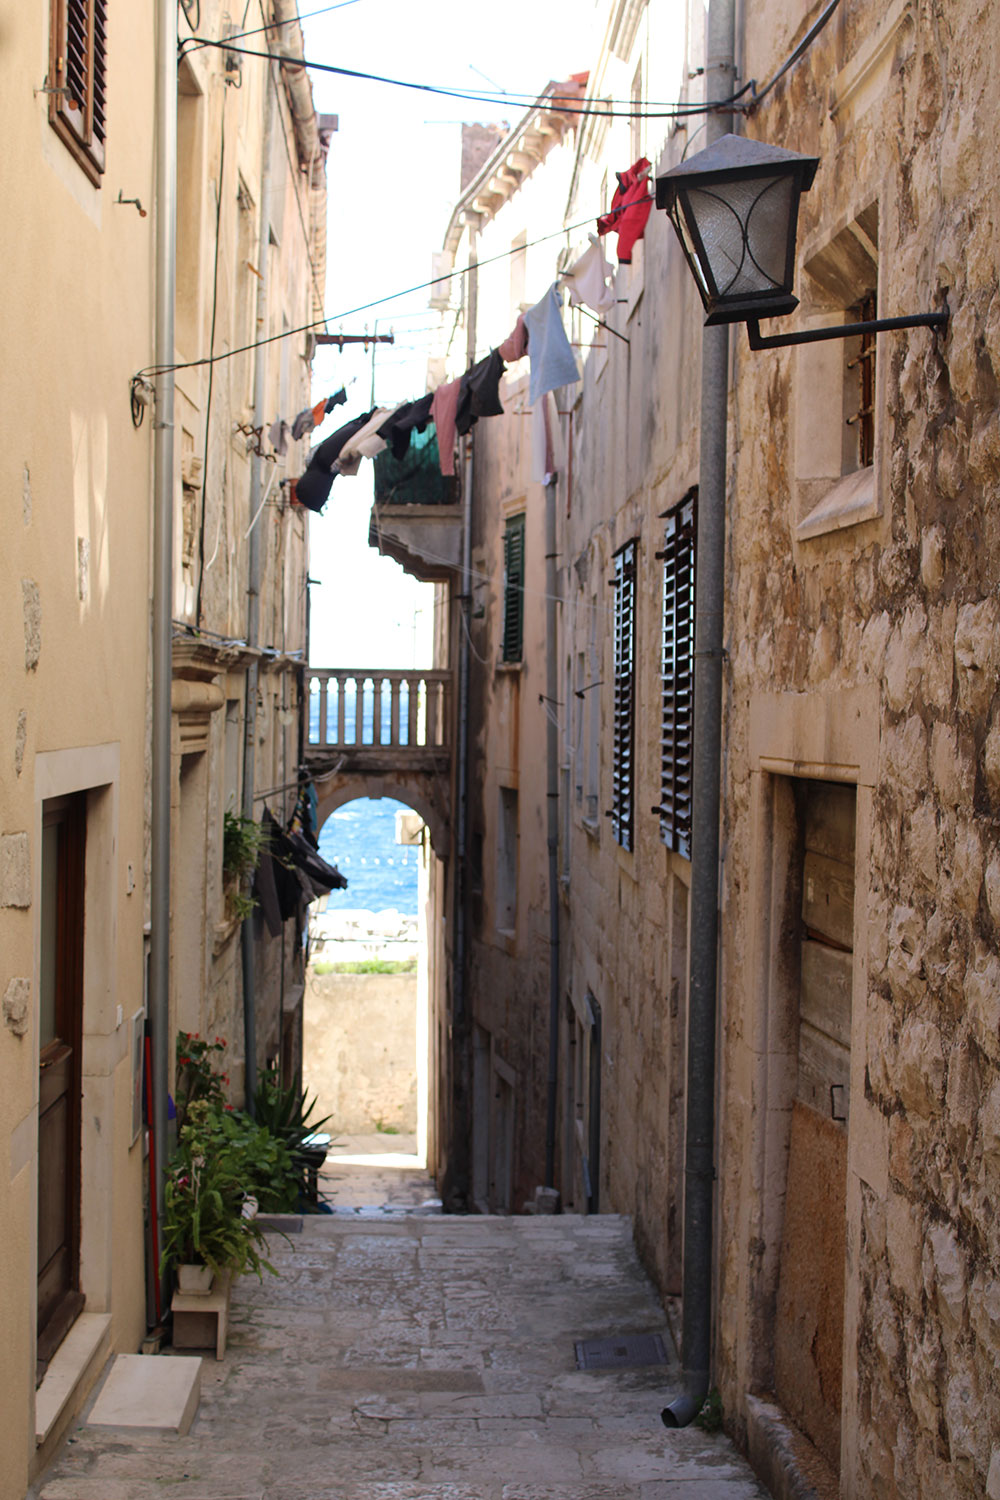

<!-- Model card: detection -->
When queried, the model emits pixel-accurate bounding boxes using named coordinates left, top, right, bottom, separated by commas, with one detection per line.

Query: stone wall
left=714, top=1, right=1000, bottom=1494
left=303, top=970, right=418, bottom=1135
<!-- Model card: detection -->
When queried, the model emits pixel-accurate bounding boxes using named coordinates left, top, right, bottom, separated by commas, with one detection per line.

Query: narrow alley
left=34, top=1159, right=765, bottom=1500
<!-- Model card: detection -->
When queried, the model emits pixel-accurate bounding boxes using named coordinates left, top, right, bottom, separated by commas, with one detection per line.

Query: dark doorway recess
left=37, top=793, right=87, bottom=1381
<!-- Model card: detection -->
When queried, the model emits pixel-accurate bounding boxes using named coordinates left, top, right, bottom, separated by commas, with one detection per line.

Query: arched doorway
left=303, top=795, right=431, bottom=1173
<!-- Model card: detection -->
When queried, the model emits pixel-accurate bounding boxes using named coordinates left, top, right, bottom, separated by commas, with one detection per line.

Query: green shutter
left=502, top=515, right=525, bottom=663
left=658, top=491, right=696, bottom=857
left=611, top=540, right=637, bottom=851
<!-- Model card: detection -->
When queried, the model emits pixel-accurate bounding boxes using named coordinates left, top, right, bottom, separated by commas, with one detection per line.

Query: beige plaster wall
left=0, top=1, right=155, bottom=1490
left=303, top=971, right=418, bottom=1134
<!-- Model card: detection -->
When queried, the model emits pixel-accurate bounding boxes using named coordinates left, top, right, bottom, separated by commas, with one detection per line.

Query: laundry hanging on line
left=293, top=408, right=375, bottom=511
left=561, top=233, right=616, bottom=314
left=596, top=157, right=652, bottom=264
left=523, top=283, right=580, bottom=407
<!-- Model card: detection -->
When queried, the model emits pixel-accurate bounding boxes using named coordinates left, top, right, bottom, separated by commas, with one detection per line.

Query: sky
left=299, top=0, right=591, bottom=669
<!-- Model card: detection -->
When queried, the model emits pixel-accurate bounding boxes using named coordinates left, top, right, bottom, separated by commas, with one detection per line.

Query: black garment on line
left=377, top=394, right=434, bottom=461
left=455, top=350, right=505, bottom=437
left=294, top=409, right=374, bottom=512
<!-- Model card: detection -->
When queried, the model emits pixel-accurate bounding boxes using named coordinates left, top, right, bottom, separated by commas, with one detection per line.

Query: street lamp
left=656, top=133, right=948, bottom=347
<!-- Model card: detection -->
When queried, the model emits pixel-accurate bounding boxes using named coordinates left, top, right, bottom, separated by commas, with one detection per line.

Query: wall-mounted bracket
left=746, top=308, right=948, bottom=350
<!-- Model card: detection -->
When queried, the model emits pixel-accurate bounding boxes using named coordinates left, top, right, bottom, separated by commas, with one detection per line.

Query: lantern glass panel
left=682, top=173, right=796, bottom=301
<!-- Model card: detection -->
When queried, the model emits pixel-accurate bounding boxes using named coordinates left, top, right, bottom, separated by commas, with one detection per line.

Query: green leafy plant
left=694, top=1387, right=723, bottom=1433
left=161, top=1103, right=276, bottom=1280
left=253, top=1068, right=333, bottom=1168
left=193, top=1103, right=300, bottom=1214
left=313, top=958, right=417, bottom=975
left=223, top=810, right=269, bottom=919
left=175, top=1030, right=229, bottom=1131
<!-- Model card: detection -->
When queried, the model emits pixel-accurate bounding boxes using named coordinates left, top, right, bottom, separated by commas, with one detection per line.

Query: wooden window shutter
left=502, top=515, right=525, bottom=663
left=611, top=539, right=637, bottom=851
left=657, top=489, right=696, bottom=857
left=49, top=0, right=108, bottom=186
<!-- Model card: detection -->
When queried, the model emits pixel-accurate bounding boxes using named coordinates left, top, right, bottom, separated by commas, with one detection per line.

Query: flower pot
left=177, top=1262, right=215, bottom=1296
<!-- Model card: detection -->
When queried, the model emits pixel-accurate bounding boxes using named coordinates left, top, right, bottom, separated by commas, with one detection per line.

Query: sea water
left=316, top=797, right=419, bottom=917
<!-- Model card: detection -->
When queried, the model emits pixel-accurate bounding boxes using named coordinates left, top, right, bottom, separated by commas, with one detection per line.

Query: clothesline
left=291, top=156, right=653, bottom=510
left=133, top=183, right=649, bottom=383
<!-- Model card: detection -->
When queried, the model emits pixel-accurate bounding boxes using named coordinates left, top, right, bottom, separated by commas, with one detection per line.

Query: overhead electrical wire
left=139, top=0, right=844, bottom=387
left=135, top=210, right=608, bottom=379
left=184, top=39, right=754, bottom=118
left=181, top=0, right=364, bottom=55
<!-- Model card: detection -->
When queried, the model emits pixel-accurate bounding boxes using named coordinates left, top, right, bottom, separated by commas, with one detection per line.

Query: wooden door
left=774, top=780, right=855, bottom=1473
left=36, top=795, right=86, bottom=1378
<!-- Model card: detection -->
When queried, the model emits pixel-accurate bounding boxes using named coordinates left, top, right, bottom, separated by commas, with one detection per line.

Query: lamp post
left=656, top=133, right=948, bottom=345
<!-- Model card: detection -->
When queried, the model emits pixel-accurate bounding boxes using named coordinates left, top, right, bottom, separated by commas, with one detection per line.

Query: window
left=796, top=208, right=880, bottom=539
left=496, top=786, right=518, bottom=933
left=610, top=539, right=637, bottom=850
left=564, top=994, right=601, bottom=1213
left=501, top=514, right=525, bottom=663
left=658, top=489, right=696, bottom=857
left=48, top=0, right=108, bottom=186
left=630, top=60, right=643, bottom=164
left=510, top=232, right=527, bottom=318
left=846, top=289, right=876, bottom=470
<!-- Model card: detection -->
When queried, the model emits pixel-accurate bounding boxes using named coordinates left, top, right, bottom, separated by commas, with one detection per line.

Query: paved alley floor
left=36, top=1160, right=768, bottom=1500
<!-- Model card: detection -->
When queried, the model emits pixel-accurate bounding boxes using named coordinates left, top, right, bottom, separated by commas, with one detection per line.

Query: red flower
left=179, top=1056, right=190, bottom=1066
left=224, top=1104, right=234, bottom=1112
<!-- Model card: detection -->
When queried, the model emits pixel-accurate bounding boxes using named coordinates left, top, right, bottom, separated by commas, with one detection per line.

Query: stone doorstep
left=35, top=1313, right=112, bottom=1446
left=745, top=1393, right=838, bottom=1500
left=87, top=1353, right=202, bottom=1436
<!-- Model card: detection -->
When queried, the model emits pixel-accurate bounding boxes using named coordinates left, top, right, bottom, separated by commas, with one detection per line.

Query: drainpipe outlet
left=661, top=1373, right=709, bottom=1429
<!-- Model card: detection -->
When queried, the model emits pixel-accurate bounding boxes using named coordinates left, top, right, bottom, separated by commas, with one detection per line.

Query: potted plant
left=161, top=1101, right=277, bottom=1289
left=253, top=1068, right=335, bottom=1206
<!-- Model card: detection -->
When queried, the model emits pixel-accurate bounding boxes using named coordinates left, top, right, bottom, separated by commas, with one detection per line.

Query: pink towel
left=431, top=377, right=463, bottom=476
left=498, top=315, right=528, bottom=363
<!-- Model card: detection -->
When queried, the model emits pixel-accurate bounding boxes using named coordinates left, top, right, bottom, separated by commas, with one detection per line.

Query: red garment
left=596, top=156, right=652, bottom=263
left=431, top=377, right=462, bottom=476
left=498, top=314, right=528, bottom=362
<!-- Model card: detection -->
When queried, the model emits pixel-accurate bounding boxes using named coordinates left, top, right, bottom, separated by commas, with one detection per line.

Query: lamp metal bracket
left=746, top=309, right=948, bottom=350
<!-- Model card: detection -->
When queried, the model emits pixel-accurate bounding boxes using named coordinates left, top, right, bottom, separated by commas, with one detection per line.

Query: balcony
left=368, top=431, right=462, bottom=582
left=303, top=669, right=453, bottom=853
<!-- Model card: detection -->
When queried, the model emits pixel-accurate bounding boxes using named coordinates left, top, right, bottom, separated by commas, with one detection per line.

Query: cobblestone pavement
left=36, top=1160, right=768, bottom=1500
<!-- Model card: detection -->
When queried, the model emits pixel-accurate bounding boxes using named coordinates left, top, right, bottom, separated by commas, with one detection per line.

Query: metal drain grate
left=575, top=1332, right=670, bottom=1370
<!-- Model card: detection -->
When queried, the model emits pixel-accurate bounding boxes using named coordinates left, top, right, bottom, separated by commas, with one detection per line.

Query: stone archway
left=312, top=769, right=449, bottom=859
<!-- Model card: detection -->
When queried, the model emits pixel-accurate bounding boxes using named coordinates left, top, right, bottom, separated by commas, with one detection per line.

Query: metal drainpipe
left=240, top=61, right=275, bottom=1114
left=150, top=0, right=177, bottom=1306
left=662, top=0, right=737, bottom=1430
left=450, top=215, right=478, bottom=1203
left=543, top=474, right=560, bottom=1188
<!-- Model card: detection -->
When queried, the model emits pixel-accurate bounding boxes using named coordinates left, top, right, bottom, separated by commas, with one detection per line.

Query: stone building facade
left=0, top=5, right=325, bottom=1495
left=397, top=0, right=1000, bottom=1494
left=169, top=0, right=327, bottom=1099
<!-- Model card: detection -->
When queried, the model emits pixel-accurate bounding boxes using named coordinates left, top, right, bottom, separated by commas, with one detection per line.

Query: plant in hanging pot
left=162, top=1101, right=277, bottom=1288
left=222, top=809, right=269, bottom=922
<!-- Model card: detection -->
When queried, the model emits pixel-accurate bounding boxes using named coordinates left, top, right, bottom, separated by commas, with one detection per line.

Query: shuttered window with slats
left=49, top=0, right=108, bottom=186
left=611, top=539, right=637, bottom=851
left=502, top=514, right=525, bottom=663
left=657, top=489, right=696, bottom=857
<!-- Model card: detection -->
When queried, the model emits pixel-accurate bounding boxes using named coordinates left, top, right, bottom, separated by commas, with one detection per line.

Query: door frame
left=36, top=794, right=87, bottom=1375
